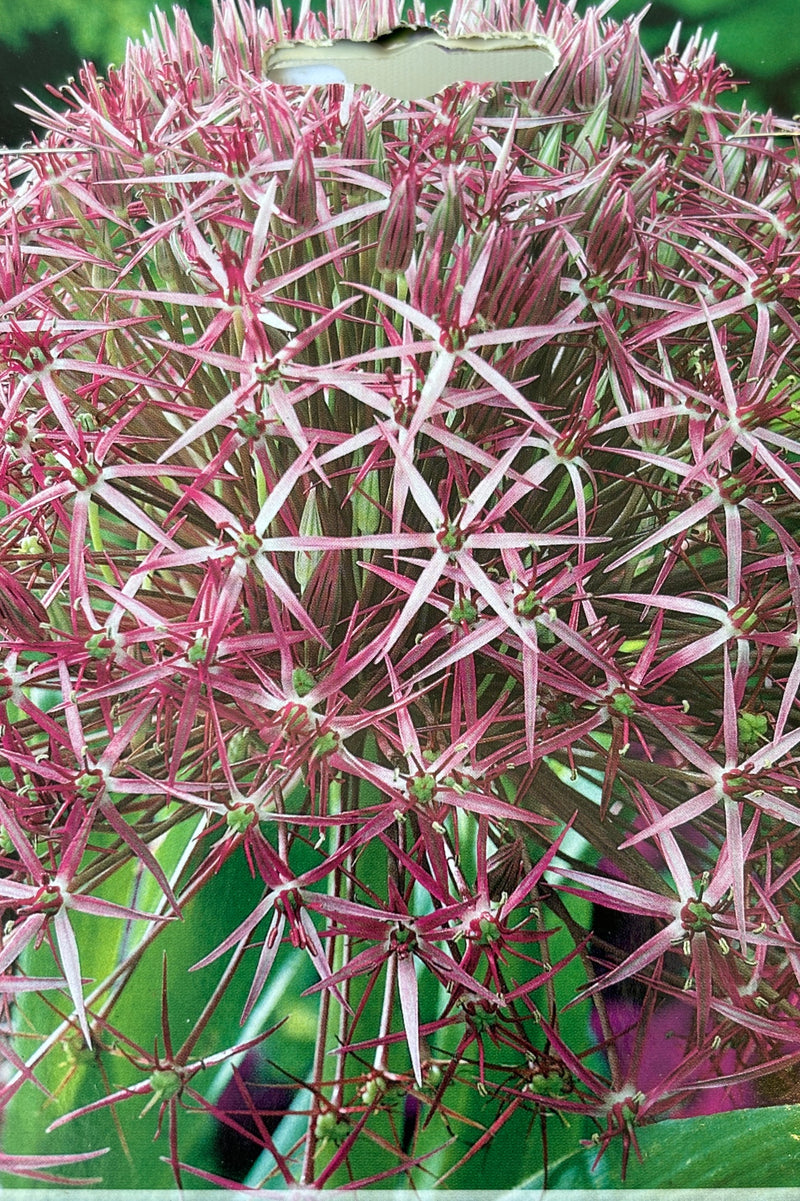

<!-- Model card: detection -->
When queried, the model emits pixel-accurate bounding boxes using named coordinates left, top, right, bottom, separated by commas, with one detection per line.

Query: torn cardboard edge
left=266, top=27, right=560, bottom=101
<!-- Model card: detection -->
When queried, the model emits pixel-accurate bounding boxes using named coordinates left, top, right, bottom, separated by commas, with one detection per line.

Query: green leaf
left=519, top=1104, right=800, bottom=1190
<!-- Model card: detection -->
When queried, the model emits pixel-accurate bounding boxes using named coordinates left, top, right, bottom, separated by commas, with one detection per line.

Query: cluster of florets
left=0, top=0, right=799, bottom=1188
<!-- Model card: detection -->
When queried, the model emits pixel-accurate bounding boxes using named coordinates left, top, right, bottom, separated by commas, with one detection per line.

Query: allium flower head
left=1, top=0, right=800, bottom=1188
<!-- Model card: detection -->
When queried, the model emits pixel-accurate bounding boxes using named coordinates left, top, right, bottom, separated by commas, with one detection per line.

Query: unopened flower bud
left=376, top=167, right=417, bottom=275
left=282, top=138, right=317, bottom=228
left=425, top=167, right=466, bottom=260
left=562, top=157, right=618, bottom=230
left=453, top=94, right=480, bottom=146
left=341, top=104, right=368, bottom=162
left=609, top=21, right=644, bottom=123
left=628, top=155, right=667, bottom=220
left=573, top=10, right=608, bottom=110
left=262, top=91, right=298, bottom=160
left=529, top=31, right=581, bottom=114
left=294, top=487, right=323, bottom=591
left=585, top=181, right=635, bottom=279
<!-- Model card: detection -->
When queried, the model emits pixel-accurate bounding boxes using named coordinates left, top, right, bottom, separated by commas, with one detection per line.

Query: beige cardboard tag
left=266, top=27, right=560, bottom=100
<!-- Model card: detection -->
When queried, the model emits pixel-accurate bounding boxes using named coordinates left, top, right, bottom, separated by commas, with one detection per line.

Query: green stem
left=87, top=498, right=116, bottom=585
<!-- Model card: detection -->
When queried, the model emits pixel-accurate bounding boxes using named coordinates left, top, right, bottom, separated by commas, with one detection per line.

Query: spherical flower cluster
left=0, top=0, right=799, bottom=1188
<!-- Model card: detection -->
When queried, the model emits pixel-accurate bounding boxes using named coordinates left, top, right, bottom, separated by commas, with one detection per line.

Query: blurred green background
left=0, top=0, right=798, bottom=147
